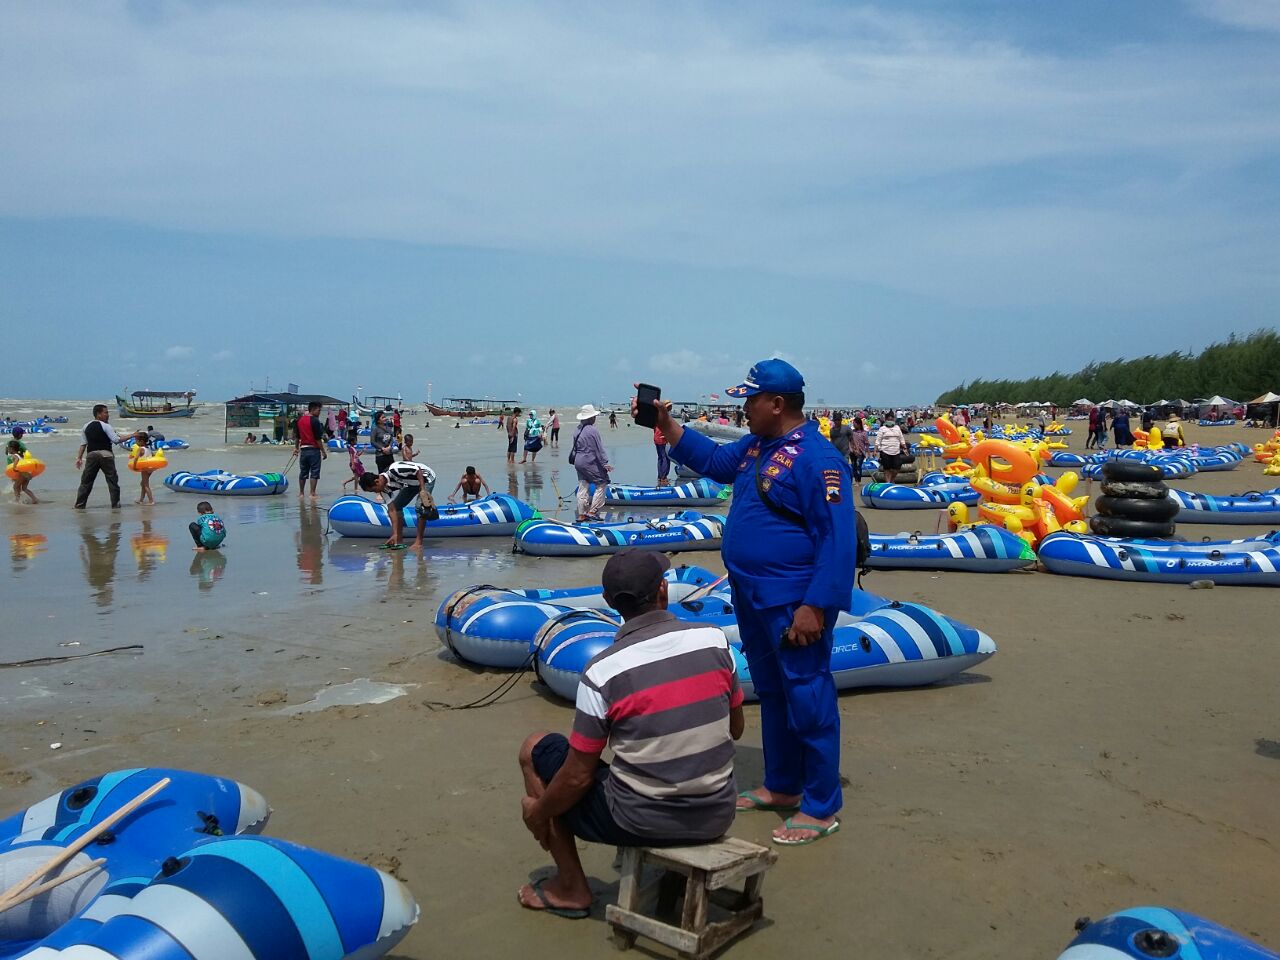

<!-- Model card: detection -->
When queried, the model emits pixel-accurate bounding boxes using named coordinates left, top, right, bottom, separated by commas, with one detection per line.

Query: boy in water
left=449, top=466, right=490, bottom=502
left=190, top=500, right=227, bottom=552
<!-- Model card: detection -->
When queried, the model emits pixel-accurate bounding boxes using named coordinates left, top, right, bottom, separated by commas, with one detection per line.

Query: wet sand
left=2, top=406, right=1278, bottom=957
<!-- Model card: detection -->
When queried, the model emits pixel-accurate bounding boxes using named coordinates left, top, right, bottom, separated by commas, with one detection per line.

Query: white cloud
left=212, top=349, right=233, bottom=361
left=858, top=361, right=879, bottom=377
left=1, top=1, right=1275, bottom=314
left=164, top=345, right=194, bottom=360
left=649, top=349, right=702, bottom=374
left=1195, top=0, right=1280, bottom=32
left=511, top=353, right=526, bottom=366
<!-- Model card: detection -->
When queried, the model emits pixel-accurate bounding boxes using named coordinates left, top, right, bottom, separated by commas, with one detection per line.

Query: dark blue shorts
left=530, top=734, right=657, bottom=847
left=298, top=447, right=322, bottom=480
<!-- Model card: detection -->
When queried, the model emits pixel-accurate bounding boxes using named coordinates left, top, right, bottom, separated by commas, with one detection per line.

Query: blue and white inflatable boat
left=0, top=767, right=418, bottom=960
left=1059, top=906, right=1277, bottom=959
left=513, top=512, right=725, bottom=557
left=602, top=478, right=729, bottom=506
left=1037, top=530, right=1280, bottom=585
left=866, top=525, right=1036, bottom=572
left=532, top=586, right=997, bottom=701
left=433, top=566, right=730, bottom=668
left=327, top=493, right=539, bottom=538
left=164, top=469, right=289, bottom=496
left=1169, top=487, right=1280, bottom=525
left=859, top=479, right=981, bottom=510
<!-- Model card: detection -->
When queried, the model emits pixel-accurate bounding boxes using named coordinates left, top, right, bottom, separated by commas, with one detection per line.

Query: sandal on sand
left=518, top=878, right=591, bottom=920
left=772, top=817, right=840, bottom=846
left=736, top=790, right=800, bottom=813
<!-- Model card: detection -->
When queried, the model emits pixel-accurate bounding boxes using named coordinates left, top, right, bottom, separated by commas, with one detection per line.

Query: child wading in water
left=6, top=440, right=39, bottom=503
left=342, top=445, right=367, bottom=493
left=449, top=466, right=490, bottom=502
left=400, top=434, right=419, bottom=461
left=190, top=500, right=227, bottom=552
left=129, top=431, right=157, bottom=504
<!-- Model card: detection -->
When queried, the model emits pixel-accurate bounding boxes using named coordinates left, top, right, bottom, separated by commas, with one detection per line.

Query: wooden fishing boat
left=425, top=397, right=520, bottom=418
left=115, top=390, right=201, bottom=418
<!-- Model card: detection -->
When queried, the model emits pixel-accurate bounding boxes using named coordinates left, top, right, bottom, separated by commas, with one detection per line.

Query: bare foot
left=193, top=546, right=206, bottom=552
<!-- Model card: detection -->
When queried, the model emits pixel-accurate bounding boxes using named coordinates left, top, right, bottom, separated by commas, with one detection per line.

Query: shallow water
left=0, top=399, right=702, bottom=712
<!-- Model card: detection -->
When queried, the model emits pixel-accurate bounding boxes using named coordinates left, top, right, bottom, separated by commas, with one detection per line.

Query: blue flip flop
left=519, top=878, right=591, bottom=920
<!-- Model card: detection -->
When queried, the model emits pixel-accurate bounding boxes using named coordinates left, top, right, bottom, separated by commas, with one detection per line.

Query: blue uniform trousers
left=734, top=585, right=842, bottom=819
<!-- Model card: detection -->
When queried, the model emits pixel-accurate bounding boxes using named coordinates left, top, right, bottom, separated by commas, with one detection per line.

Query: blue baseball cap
left=725, top=358, right=805, bottom=398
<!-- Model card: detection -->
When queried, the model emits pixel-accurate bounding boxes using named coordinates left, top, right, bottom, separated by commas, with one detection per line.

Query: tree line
left=935, top=329, right=1280, bottom=407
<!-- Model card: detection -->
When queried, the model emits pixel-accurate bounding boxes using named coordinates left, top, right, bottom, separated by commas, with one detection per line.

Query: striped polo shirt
left=570, top=609, right=743, bottom=841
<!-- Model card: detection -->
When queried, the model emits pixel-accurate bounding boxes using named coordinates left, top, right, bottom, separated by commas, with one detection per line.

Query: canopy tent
left=1098, top=400, right=1117, bottom=408
left=1248, top=391, right=1280, bottom=426
left=1204, top=395, right=1234, bottom=407
left=1072, top=398, right=1094, bottom=406
left=1117, top=399, right=1140, bottom=408
left=1169, top=398, right=1191, bottom=408
left=1250, top=391, right=1280, bottom=404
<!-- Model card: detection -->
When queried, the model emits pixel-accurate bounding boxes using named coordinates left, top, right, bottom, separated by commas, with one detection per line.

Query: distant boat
left=352, top=393, right=404, bottom=417
left=426, top=397, right=520, bottom=418
left=116, top=390, right=201, bottom=418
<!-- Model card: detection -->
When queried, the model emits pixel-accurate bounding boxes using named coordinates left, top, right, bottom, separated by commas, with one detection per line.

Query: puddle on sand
left=277, top=678, right=413, bottom=716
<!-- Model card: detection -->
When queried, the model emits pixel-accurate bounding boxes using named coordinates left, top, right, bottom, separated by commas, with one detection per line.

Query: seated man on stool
left=517, top=549, right=745, bottom=919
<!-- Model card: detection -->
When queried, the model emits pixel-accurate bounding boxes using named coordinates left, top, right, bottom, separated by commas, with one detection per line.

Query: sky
left=1, top=0, right=1277, bottom=406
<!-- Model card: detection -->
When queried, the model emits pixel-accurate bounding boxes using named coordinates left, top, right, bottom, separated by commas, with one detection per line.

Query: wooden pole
left=0, top=858, right=106, bottom=916
left=0, top=777, right=169, bottom=909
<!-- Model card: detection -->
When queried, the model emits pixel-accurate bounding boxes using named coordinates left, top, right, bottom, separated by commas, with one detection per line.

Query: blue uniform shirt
left=672, top=421, right=856, bottom=611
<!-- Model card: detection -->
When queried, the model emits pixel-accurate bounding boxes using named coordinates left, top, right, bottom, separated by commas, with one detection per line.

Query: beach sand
left=2, top=408, right=1277, bottom=957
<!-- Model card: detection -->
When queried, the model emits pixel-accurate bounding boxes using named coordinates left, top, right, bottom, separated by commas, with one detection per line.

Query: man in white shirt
left=358, top=461, right=438, bottom=549
left=75, top=403, right=127, bottom=509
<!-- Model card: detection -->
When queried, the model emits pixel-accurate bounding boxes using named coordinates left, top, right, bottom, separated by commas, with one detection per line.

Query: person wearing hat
left=517, top=549, right=744, bottom=918
left=1164, top=413, right=1185, bottom=448
left=569, top=404, right=612, bottom=521
left=634, top=358, right=855, bottom=846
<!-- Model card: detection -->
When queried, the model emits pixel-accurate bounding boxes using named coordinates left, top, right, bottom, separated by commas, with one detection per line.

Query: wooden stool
left=606, top=837, right=777, bottom=959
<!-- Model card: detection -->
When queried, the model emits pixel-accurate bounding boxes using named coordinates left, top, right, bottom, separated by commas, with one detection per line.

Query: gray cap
left=602, top=548, right=672, bottom=605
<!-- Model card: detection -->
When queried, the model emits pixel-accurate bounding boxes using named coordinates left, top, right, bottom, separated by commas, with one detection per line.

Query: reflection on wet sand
left=189, top=549, right=227, bottom=591
left=297, top=503, right=325, bottom=585
left=131, top=521, right=169, bottom=580
left=10, top=533, right=47, bottom=568
left=79, top=523, right=122, bottom=608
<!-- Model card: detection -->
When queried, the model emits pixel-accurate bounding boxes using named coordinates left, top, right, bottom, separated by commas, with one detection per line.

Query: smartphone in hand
left=634, top=383, right=662, bottom=428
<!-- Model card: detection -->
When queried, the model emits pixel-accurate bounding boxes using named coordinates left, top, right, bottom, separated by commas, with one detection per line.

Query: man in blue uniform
left=636, top=359, right=856, bottom=845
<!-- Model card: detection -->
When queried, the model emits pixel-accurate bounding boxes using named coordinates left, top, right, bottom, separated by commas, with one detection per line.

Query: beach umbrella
left=1072, top=397, right=1093, bottom=406
left=1205, top=395, right=1231, bottom=407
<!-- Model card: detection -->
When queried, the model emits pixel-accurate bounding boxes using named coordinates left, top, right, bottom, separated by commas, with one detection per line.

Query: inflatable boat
left=1169, top=487, right=1280, bottom=525
left=859, top=480, right=981, bottom=509
left=0, top=767, right=417, bottom=960
left=602, top=478, right=729, bottom=506
left=866, top=525, right=1035, bottom=572
left=513, top=512, right=725, bottom=557
left=1059, top=906, right=1278, bottom=959
left=1037, top=530, right=1280, bottom=585
left=163, top=469, right=289, bottom=496
left=433, top=566, right=729, bottom=668
left=533, top=586, right=996, bottom=701
left=326, top=493, right=538, bottom=538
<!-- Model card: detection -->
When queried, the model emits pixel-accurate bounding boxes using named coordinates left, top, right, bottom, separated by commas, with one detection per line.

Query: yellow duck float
left=948, top=439, right=1088, bottom=547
